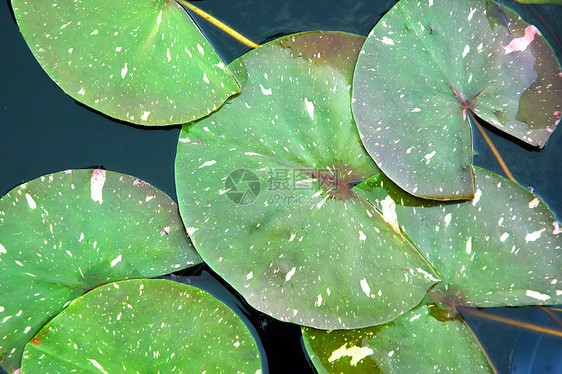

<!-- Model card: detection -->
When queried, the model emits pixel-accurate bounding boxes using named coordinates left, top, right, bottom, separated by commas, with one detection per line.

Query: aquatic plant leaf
left=0, top=169, right=200, bottom=372
left=175, top=32, right=438, bottom=330
left=10, top=0, right=240, bottom=125
left=514, top=0, right=562, bottom=4
left=21, top=279, right=261, bottom=373
left=302, top=300, right=493, bottom=373
left=352, top=0, right=562, bottom=199
left=353, top=167, right=562, bottom=307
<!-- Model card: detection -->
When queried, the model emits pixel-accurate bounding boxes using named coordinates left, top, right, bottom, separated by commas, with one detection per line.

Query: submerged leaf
left=352, top=0, right=562, bottom=199
left=353, top=167, right=562, bottom=307
left=302, top=300, right=493, bottom=373
left=175, top=32, right=438, bottom=330
left=10, top=0, right=240, bottom=125
left=0, top=169, right=200, bottom=372
left=21, top=279, right=261, bottom=373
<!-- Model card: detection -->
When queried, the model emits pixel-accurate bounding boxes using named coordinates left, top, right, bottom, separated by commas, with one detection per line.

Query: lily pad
left=10, top=0, right=240, bottom=125
left=302, top=300, right=493, bottom=373
left=352, top=0, right=562, bottom=199
left=0, top=169, right=201, bottom=372
left=21, top=279, right=261, bottom=373
left=353, top=166, right=562, bottom=307
left=515, top=0, right=562, bottom=3
left=175, top=31, right=439, bottom=330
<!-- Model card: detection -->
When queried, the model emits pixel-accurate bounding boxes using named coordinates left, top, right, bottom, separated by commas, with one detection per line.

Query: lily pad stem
left=457, top=305, right=562, bottom=338
left=177, top=0, right=260, bottom=49
left=468, top=110, right=518, bottom=184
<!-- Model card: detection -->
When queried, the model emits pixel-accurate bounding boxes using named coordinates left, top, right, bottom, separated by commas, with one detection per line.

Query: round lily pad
left=10, top=0, right=240, bottom=125
left=302, top=300, right=493, bottom=373
left=353, top=166, right=562, bottom=307
left=175, top=31, right=439, bottom=330
left=352, top=0, right=562, bottom=199
left=0, top=169, right=201, bottom=372
left=21, top=279, right=261, bottom=373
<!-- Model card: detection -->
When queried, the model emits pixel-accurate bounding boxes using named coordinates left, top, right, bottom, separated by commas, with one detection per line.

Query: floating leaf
left=352, top=0, right=562, bottom=199
left=353, top=167, right=562, bottom=307
left=302, top=300, right=493, bottom=373
left=514, top=0, right=562, bottom=3
left=21, top=279, right=261, bottom=373
left=0, top=169, right=200, bottom=372
left=10, top=0, right=240, bottom=125
left=175, top=32, right=438, bottom=330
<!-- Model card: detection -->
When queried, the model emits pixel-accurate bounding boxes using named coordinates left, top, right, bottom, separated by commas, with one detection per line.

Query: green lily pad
left=353, top=166, right=562, bottom=307
left=0, top=169, right=201, bottom=372
left=352, top=0, right=562, bottom=199
left=21, top=279, right=261, bottom=373
left=11, top=0, right=240, bottom=125
left=515, top=0, right=562, bottom=3
left=175, top=31, right=439, bottom=330
left=302, top=300, right=493, bottom=373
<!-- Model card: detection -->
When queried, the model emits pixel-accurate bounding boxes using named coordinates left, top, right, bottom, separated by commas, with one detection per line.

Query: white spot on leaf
left=462, top=45, right=470, bottom=58
left=110, top=255, right=122, bottom=267
left=416, top=267, right=440, bottom=282
left=25, top=193, right=37, bottom=209
left=424, top=151, right=436, bottom=162
left=121, top=63, right=128, bottom=79
left=360, top=278, right=371, bottom=297
left=197, top=43, right=205, bottom=55
left=465, top=237, right=472, bottom=254
left=304, top=98, right=314, bottom=120
left=328, top=343, right=374, bottom=366
left=285, top=267, right=296, bottom=281
left=381, top=36, right=394, bottom=45
left=90, top=169, right=106, bottom=204
left=259, top=84, right=272, bottom=95
left=444, top=213, right=452, bottom=227
left=525, top=228, right=545, bottom=243
left=500, top=232, right=510, bottom=242
left=468, top=8, right=476, bottom=21
left=89, top=359, right=108, bottom=374
left=380, top=196, right=400, bottom=233
left=528, top=197, right=540, bottom=208
left=526, top=290, right=550, bottom=301
left=409, top=314, right=421, bottom=322
left=358, top=231, right=367, bottom=241
left=472, top=189, right=482, bottom=205
left=198, top=160, right=217, bottom=168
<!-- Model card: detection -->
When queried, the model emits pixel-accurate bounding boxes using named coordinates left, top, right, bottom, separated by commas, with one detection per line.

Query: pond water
left=1, top=0, right=561, bottom=373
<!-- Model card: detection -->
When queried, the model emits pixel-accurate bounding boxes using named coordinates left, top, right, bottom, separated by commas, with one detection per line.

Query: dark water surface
left=1, top=0, right=561, bottom=373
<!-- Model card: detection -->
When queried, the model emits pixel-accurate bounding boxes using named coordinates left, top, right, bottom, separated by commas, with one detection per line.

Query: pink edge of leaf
left=504, top=25, right=540, bottom=55
left=90, top=169, right=106, bottom=204
left=133, top=178, right=151, bottom=187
